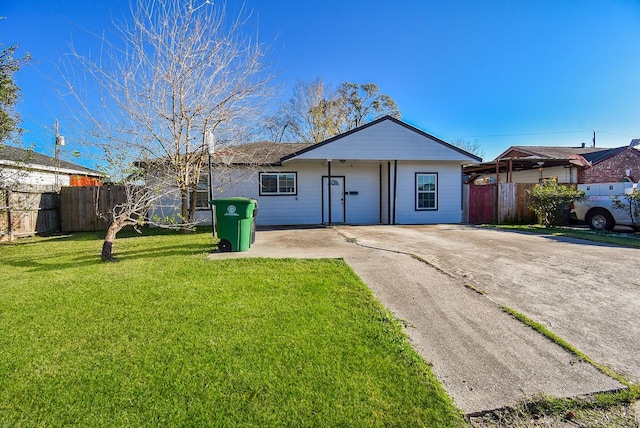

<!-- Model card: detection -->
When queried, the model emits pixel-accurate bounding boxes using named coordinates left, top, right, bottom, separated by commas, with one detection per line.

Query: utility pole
left=592, top=130, right=596, bottom=147
left=54, top=120, right=65, bottom=191
left=206, top=131, right=216, bottom=237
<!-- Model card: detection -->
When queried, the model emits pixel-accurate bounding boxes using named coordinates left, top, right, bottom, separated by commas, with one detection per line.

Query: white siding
left=149, top=159, right=467, bottom=226
left=288, top=119, right=476, bottom=162
left=147, top=118, right=473, bottom=227
left=253, top=163, right=323, bottom=225
left=333, top=161, right=380, bottom=224
left=0, top=168, right=71, bottom=186
left=394, top=161, right=464, bottom=224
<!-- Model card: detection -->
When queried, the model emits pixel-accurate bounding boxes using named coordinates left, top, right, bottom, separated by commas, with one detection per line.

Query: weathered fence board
left=468, top=184, right=496, bottom=224
left=464, top=183, right=538, bottom=225
left=0, top=185, right=60, bottom=242
left=60, top=185, right=129, bottom=232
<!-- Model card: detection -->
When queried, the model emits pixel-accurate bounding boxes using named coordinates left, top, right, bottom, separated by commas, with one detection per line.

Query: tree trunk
left=188, top=188, right=197, bottom=224
left=181, top=189, right=189, bottom=223
left=101, top=221, right=123, bottom=261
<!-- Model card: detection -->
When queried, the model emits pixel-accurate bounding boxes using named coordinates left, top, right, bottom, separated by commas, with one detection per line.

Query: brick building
left=581, top=144, right=640, bottom=183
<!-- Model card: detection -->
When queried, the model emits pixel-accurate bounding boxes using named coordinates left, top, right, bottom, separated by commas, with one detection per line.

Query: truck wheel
left=586, top=209, right=615, bottom=231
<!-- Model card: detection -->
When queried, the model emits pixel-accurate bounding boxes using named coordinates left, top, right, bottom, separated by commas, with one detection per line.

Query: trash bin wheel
left=218, top=239, right=232, bottom=252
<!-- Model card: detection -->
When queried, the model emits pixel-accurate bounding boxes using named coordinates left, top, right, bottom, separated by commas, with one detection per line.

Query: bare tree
left=451, top=138, right=485, bottom=159
left=61, top=0, right=272, bottom=259
left=338, top=82, right=400, bottom=130
left=273, top=78, right=401, bottom=144
left=280, top=79, right=345, bottom=144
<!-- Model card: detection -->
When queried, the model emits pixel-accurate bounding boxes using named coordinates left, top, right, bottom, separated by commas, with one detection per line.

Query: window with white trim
left=194, top=174, right=210, bottom=209
left=259, top=172, right=297, bottom=195
left=416, top=173, right=438, bottom=210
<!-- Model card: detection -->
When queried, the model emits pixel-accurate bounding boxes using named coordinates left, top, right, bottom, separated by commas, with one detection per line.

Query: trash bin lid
left=209, top=197, right=254, bottom=206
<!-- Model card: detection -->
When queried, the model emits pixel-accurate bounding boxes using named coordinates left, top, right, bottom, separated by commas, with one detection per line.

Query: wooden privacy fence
left=0, top=185, right=60, bottom=242
left=60, top=185, right=129, bottom=232
left=464, top=183, right=538, bottom=225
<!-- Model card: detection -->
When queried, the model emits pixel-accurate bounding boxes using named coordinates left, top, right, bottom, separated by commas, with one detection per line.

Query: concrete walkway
left=208, top=226, right=625, bottom=415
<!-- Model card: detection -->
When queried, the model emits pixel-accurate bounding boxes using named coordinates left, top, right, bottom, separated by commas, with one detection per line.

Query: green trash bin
left=209, top=197, right=257, bottom=252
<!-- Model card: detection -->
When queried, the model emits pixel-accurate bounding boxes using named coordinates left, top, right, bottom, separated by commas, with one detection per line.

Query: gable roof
left=0, top=145, right=103, bottom=176
left=280, top=115, right=483, bottom=163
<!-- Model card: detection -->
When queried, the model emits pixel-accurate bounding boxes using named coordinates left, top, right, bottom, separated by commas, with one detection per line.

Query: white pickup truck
left=571, top=181, right=640, bottom=231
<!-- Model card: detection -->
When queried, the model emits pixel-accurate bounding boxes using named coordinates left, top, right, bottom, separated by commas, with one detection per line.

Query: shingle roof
left=212, top=141, right=315, bottom=165
left=465, top=144, right=638, bottom=175
left=0, top=145, right=103, bottom=176
left=497, top=145, right=613, bottom=161
left=581, top=146, right=628, bottom=164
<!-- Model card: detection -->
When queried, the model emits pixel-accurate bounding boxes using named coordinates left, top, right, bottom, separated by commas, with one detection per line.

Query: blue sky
left=2, top=0, right=640, bottom=168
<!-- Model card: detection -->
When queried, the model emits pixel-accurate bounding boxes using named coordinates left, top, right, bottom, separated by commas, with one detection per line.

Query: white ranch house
left=149, top=116, right=482, bottom=226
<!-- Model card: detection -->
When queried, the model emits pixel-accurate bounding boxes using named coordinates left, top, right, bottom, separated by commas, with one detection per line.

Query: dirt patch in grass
left=469, top=397, right=640, bottom=427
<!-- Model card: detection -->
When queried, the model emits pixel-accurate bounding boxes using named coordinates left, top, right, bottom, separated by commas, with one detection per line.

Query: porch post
left=327, top=159, right=332, bottom=226
left=387, top=162, right=391, bottom=225
left=393, top=160, right=398, bottom=225
left=495, top=159, right=500, bottom=224
left=379, top=164, right=383, bottom=224
left=508, top=158, right=513, bottom=183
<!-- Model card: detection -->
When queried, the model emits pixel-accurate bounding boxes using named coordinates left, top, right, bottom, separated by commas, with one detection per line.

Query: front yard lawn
left=0, top=230, right=463, bottom=427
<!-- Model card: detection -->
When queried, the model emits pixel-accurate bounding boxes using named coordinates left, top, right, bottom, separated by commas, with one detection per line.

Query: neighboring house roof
left=495, top=145, right=613, bottom=161
left=465, top=144, right=639, bottom=175
left=0, top=145, right=103, bottom=177
left=581, top=146, right=628, bottom=164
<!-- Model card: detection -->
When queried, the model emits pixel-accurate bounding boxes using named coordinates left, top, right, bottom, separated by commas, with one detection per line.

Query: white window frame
left=415, top=172, right=438, bottom=211
left=259, top=172, right=297, bottom=196
left=194, top=174, right=210, bottom=209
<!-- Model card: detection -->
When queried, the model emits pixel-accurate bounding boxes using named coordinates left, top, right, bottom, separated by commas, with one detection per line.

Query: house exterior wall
left=291, top=120, right=473, bottom=162
left=394, top=161, right=464, bottom=224
left=582, top=148, right=640, bottom=184
left=149, top=159, right=468, bottom=226
left=0, top=167, right=71, bottom=187
left=146, top=118, right=479, bottom=227
left=209, top=161, right=382, bottom=226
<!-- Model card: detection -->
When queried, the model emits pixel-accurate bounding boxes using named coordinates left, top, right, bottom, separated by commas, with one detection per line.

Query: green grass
left=493, top=224, right=640, bottom=248
left=498, top=305, right=640, bottom=417
left=499, top=306, right=631, bottom=387
left=0, top=229, right=464, bottom=427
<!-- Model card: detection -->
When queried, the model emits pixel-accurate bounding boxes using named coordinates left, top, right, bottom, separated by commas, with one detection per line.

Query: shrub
left=527, top=180, right=585, bottom=227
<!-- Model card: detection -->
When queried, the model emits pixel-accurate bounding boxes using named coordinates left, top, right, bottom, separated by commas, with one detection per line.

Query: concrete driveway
left=208, top=225, right=640, bottom=415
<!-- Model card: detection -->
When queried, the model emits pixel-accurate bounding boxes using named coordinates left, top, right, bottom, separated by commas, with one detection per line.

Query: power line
left=456, top=130, right=592, bottom=138
left=457, top=129, right=638, bottom=139
left=596, top=131, right=639, bottom=138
